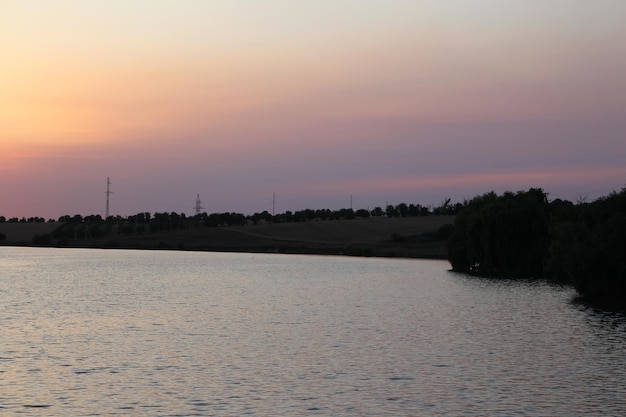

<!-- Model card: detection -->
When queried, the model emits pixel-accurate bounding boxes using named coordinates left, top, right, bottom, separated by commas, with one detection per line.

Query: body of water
left=1, top=247, right=625, bottom=416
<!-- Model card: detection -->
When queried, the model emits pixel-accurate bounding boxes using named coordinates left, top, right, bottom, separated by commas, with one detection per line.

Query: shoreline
left=1, top=242, right=449, bottom=261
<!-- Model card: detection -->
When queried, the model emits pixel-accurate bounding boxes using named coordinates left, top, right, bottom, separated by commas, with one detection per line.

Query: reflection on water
left=1, top=247, right=625, bottom=416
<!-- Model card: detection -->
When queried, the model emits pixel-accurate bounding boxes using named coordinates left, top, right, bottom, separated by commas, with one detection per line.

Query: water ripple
left=1, top=248, right=625, bottom=415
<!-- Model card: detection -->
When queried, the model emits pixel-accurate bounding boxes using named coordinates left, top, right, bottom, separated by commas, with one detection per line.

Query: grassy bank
left=2, top=216, right=456, bottom=259
left=0, top=222, right=60, bottom=244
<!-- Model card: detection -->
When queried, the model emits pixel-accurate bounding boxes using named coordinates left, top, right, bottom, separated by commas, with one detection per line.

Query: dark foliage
left=448, top=188, right=550, bottom=277
left=447, top=187, right=626, bottom=308
left=549, top=188, right=626, bottom=307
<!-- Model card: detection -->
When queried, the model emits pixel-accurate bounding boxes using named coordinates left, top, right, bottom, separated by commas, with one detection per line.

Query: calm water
left=1, top=247, right=625, bottom=416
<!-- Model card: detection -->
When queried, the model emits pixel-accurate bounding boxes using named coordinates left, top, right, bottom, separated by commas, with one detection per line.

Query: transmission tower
left=272, top=192, right=276, bottom=216
left=194, top=194, right=205, bottom=216
left=105, top=177, right=113, bottom=219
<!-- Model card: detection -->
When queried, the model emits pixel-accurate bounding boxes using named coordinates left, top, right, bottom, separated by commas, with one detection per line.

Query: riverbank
left=1, top=216, right=455, bottom=259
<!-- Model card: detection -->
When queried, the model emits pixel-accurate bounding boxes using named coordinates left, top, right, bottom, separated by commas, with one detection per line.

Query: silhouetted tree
left=355, top=209, right=370, bottom=218
left=448, top=189, right=550, bottom=277
left=549, top=187, right=626, bottom=307
left=371, top=207, right=384, bottom=217
left=397, top=203, right=409, bottom=217
left=83, top=214, right=103, bottom=223
left=338, top=208, right=355, bottom=220
left=433, top=198, right=452, bottom=215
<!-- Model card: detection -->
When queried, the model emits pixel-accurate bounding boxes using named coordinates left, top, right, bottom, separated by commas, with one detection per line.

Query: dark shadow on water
left=447, top=268, right=570, bottom=290
left=571, top=293, right=626, bottom=315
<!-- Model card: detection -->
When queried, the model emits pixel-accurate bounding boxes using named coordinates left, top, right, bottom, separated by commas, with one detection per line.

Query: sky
left=2, top=1, right=625, bottom=219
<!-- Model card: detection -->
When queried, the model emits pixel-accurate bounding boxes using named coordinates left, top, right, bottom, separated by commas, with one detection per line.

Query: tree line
left=447, top=187, right=625, bottom=309
left=15, top=200, right=458, bottom=245
left=2, top=200, right=460, bottom=228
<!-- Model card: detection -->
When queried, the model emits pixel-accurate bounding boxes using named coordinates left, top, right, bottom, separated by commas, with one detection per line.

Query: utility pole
left=272, top=192, right=276, bottom=216
left=105, top=177, right=113, bottom=219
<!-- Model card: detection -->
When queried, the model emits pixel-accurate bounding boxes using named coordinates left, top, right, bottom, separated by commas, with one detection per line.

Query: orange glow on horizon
left=1, top=1, right=624, bottom=218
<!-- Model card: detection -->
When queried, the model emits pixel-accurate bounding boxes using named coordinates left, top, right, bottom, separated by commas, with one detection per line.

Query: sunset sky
left=2, top=1, right=625, bottom=219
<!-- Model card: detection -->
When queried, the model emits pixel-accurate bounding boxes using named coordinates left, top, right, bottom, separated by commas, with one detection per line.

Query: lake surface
left=1, top=247, right=625, bottom=416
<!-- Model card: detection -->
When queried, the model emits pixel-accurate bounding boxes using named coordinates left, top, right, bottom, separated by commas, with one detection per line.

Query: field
left=0, top=222, right=60, bottom=244
left=1, top=216, right=456, bottom=259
